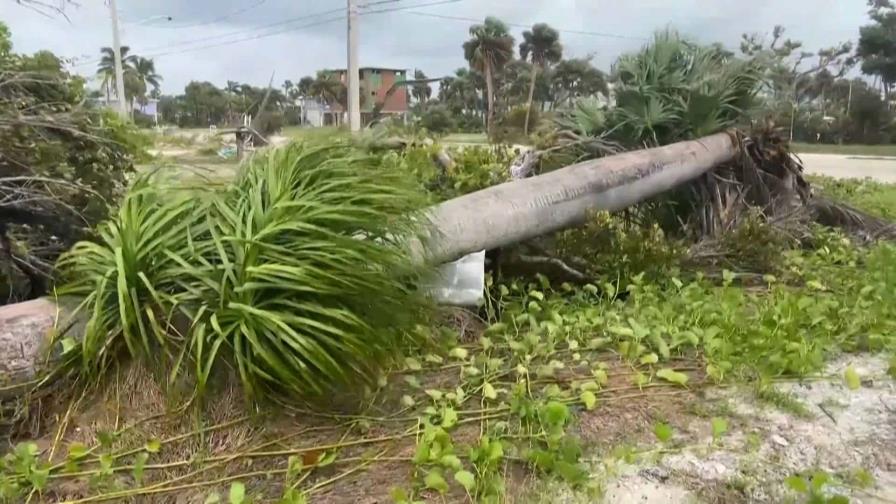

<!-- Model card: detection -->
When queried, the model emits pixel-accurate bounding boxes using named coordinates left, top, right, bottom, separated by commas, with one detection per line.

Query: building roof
left=325, top=67, right=407, bottom=73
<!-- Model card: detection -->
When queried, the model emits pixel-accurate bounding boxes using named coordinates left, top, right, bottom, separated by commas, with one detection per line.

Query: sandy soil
left=543, top=355, right=895, bottom=503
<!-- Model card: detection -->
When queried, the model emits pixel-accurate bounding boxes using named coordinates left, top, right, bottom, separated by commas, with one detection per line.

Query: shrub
left=555, top=211, right=685, bottom=285
left=385, top=144, right=515, bottom=201
left=254, top=111, right=284, bottom=136
left=418, top=105, right=457, bottom=134
left=0, top=24, right=144, bottom=301
left=57, top=143, right=432, bottom=400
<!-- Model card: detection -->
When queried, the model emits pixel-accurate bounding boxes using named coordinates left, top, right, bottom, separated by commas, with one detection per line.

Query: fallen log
left=422, top=132, right=739, bottom=264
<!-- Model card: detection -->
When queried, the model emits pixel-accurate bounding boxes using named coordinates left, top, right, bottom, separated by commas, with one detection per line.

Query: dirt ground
left=535, top=355, right=896, bottom=503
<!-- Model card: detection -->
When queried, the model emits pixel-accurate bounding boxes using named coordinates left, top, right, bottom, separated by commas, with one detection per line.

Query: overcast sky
left=3, top=0, right=874, bottom=94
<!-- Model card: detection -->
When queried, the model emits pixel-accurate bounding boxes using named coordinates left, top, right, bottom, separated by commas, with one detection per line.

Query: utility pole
left=346, top=0, right=361, bottom=132
left=847, top=79, right=853, bottom=116
left=107, top=0, right=128, bottom=119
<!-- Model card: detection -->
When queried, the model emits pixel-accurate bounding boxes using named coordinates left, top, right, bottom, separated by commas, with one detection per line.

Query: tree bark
left=524, top=64, right=538, bottom=136
left=484, top=62, right=495, bottom=139
left=420, top=132, right=740, bottom=264
left=0, top=298, right=84, bottom=395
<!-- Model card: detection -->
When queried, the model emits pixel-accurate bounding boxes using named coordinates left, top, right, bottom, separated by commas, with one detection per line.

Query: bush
left=385, top=143, right=515, bottom=201
left=492, top=106, right=540, bottom=144
left=57, top=143, right=432, bottom=400
left=500, top=105, right=540, bottom=131
left=556, top=211, right=685, bottom=285
left=254, top=111, right=284, bottom=136
left=1, top=25, right=145, bottom=301
left=418, top=105, right=457, bottom=134
left=132, top=111, right=156, bottom=128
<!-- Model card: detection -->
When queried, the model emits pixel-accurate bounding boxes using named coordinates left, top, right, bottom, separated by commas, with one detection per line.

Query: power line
left=359, top=0, right=402, bottom=7
left=177, top=0, right=269, bottom=28
left=134, top=15, right=347, bottom=61
left=360, top=0, right=462, bottom=16
left=73, top=6, right=345, bottom=67
left=120, top=0, right=269, bottom=29
left=403, top=10, right=647, bottom=41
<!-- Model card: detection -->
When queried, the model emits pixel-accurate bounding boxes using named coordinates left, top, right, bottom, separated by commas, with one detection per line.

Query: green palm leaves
left=612, top=30, right=762, bottom=146
left=57, top=143, right=430, bottom=400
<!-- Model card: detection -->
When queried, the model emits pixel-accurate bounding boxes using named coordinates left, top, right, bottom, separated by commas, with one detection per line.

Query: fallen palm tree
left=0, top=133, right=741, bottom=395
left=8, top=128, right=896, bottom=397
left=5, top=31, right=896, bottom=400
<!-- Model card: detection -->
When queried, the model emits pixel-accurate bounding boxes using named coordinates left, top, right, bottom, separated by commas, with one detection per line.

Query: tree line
left=95, top=0, right=896, bottom=144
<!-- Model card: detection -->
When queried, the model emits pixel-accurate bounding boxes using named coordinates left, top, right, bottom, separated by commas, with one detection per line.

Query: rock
left=771, top=434, right=789, bottom=447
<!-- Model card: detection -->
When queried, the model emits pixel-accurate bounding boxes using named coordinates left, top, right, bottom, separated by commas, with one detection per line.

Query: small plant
left=785, top=471, right=849, bottom=503
left=57, top=143, right=433, bottom=400
left=0, top=443, right=49, bottom=501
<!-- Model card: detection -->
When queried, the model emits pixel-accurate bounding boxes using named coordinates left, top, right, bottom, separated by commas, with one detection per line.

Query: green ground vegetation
left=793, top=143, right=896, bottom=156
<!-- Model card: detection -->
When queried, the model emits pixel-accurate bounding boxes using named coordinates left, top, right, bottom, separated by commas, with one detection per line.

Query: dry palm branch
left=2, top=129, right=895, bottom=394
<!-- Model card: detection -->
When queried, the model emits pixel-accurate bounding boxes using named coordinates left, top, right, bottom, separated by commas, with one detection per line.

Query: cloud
left=5, top=0, right=871, bottom=93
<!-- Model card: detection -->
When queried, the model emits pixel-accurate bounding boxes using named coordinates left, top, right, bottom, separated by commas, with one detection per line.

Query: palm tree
left=132, top=57, right=161, bottom=91
left=96, top=46, right=135, bottom=103
left=411, top=69, right=432, bottom=103
left=463, top=17, right=514, bottom=138
left=131, top=57, right=162, bottom=108
left=520, top=23, right=562, bottom=135
left=311, top=71, right=345, bottom=107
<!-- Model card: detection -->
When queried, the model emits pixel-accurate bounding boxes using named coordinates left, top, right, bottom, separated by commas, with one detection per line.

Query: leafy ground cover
left=2, top=174, right=894, bottom=503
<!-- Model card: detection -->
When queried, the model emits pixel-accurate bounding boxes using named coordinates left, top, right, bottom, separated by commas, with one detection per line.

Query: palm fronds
left=611, top=30, right=762, bottom=146
left=57, top=143, right=431, bottom=400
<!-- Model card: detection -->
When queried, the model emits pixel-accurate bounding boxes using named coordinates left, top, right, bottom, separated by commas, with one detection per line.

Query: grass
left=810, top=175, right=896, bottom=220
left=281, top=126, right=347, bottom=142
left=442, top=132, right=488, bottom=145
left=792, top=142, right=896, bottom=157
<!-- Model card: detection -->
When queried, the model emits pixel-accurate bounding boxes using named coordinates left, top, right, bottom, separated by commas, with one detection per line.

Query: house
left=323, top=67, right=410, bottom=125
left=300, top=98, right=330, bottom=127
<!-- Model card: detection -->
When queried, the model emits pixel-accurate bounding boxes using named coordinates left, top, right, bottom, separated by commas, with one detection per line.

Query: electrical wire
left=170, top=0, right=269, bottom=29
left=111, top=0, right=459, bottom=65
left=132, top=15, right=347, bottom=61
left=358, top=0, right=402, bottom=7
left=360, top=0, right=462, bottom=15
left=73, top=6, right=345, bottom=67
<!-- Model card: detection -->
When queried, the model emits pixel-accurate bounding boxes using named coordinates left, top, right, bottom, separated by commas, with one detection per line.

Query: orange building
left=325, top=67, right=409, bottom=125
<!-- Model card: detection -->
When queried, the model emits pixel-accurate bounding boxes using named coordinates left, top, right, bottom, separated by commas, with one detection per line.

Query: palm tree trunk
left=420, top=132, right=739, bottom=264
left=524, top=65, right=538, bottom=136
left=484, top=62, right=495, bottom=138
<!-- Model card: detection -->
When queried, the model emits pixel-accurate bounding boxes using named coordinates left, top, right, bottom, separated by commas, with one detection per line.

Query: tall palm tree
left=463, top=17, right=514, bottom=138
left=96, top=46, right=135, bottom=103
left=411, top=69, right=432, bottom=103
left=520, top=23, right=562, bottom=135
left=131, top=56, right=162, bottom=108
left=311, top=70, right=345, bottom=107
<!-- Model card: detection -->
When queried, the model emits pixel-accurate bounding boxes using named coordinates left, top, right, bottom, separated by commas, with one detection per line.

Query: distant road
left=799, top=153, right=896, bottom=183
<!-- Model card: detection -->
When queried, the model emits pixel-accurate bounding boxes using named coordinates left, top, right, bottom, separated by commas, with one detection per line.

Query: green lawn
left=442, top=132, right=488, bottom=145
left=791, top=142, right=896, bottom=157
left=281, top=126, right=347, bottom=142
